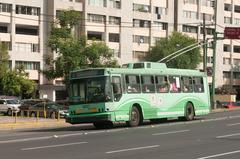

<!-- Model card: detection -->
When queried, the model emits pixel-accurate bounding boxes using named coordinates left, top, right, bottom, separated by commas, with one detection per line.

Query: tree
left=0, top=42, right=9, bottom=94
left=44, top=10, right=118, bottom=86
left=1, top=68, right=36, bottom=98
left=146, top=31, right=202, bottom=69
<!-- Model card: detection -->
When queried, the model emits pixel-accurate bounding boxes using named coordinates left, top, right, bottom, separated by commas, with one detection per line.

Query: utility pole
left=211, top=0, right=218, bottom=109
left=202, top=13, right=207, bottom=72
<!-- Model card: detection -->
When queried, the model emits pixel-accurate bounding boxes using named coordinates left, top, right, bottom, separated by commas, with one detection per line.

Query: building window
left=200, top=13, right=213, bottom=21
left=15, top=61, right=40, bottom=70
left=234, top=59, right=240, bottom=66
left=110, top=49, right=120, bottom=58
left=153, top=22, right=167, bottom=31
left=0, top=3, right=12, bottom=13
left=0, top=24, right=8, bottom=33
left=154, top=7, right=167, bottom=15
left=182, top=25, right=198, bottom=33
left=133, top=3, right=150, bottom=13
left=224, top=17, right=232, bottom=24
left=234, top=18, right=240, bottom=25
left=233, top=72, right=240, bottom=79
left=224, top=4, right=232, bottom=11
left=184, top=0, right=197, bottom=5
left=87, top=14, right=105, bottom=23
left=183, top=10, right=198, bottom=19
left=16, top=5, right=40, bottom=16
left=234, top=45, right=240, bottom=53
left=235, top=5, right=240, bottom=13
left=132, top=51, right=148, bottom=60
left=133, top=35, right=149, bottom=44
left=88, top=0, right=106, bottom=7
left=15, top=43, right=39, bottom=53
left=109, top=33, right=119, bottom=42
left=201, top=0, right=214, bottom=7
left=133, top=19, right=150, bottom=28
left=16, top=26, right=39, bottom=36
left=223, top=71, right=230, bottom=79
left=109, top=0, right=121, bottom=9
left=223, top=44, right=231, bottom=52
left=109, top=16, right=120, bottom=25
left=223, top=57, right=231, bottom=65
left=87, top=31, right=103, bottom=41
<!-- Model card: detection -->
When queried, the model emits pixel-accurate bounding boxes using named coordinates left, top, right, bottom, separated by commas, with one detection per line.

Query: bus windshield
left=70, top=77, right=112, bottom=104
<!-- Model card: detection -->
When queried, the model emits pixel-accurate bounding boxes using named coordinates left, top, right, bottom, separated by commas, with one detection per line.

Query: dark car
left=19, top=99, right=51, bottom=116
left=29, top=102, right=69, bottom=119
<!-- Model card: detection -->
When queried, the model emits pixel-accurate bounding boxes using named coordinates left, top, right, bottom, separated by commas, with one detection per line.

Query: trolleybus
left=66, top=62, right=210, bottom=128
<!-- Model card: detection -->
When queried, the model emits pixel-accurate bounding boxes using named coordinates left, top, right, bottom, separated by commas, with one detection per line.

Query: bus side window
left=169, top=76, right=180, bottom=93
left=141, top=75, right=155, bottom=93
left=193, top=77, right=204, bottom=93
left=125, top=75, right=140, bottom=93
left=181, top=76, right=193, bottom=93
left=156, top=76, right=169, bottom=93
left=112, top=76, right=122, bottom=101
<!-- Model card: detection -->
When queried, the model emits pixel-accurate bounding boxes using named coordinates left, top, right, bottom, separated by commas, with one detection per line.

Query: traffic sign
left=224, top=27, right=240, bottom=39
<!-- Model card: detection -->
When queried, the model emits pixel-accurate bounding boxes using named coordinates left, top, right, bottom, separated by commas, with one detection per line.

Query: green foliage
left=44, top=10, right=118, bottom=85
left=146, top=31, right=202, bottom=69
left=0, top=42, right=9, bottom=79
left=1, top=69, right=36, bottom=97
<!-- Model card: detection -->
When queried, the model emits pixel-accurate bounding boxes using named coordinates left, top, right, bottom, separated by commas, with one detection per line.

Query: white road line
left=216, top=133, right=240, bottom=139
left=152, top=129, right=190, bottom=136
left=21, top=141, right=88, bottom=151
left=106, top=145, right=159, bottom=154
left=227, top=122, right=240, bottom=126
left=197, top=150, right=240, bottom=159
left=0, top=136, right=53, bottom=144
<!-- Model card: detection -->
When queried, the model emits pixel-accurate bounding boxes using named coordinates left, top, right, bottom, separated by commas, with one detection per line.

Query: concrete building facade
left=1, top=0, right=240, bottom=100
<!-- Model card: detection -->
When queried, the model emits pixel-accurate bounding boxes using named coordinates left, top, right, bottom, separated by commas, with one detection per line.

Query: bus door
left=111, top=76, right=123, bottom=102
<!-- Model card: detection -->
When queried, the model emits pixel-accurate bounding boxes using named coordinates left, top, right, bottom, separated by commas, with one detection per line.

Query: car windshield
left=6, top=100, right=19, bottom=104
left=70, top=77, right=112, bottom=104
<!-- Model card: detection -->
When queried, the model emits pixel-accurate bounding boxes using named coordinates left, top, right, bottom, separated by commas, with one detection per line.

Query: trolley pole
left=211, top=0, right=218, bottom=109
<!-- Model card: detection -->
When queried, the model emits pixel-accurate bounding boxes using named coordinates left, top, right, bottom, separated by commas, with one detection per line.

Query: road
left=0, top=110, right=240, bottom=159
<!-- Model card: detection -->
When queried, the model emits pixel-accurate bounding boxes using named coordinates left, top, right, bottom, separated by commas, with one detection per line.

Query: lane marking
left=0, top=136, right=53, bottom=144
left=21, top=141, right=88, bottom=151
left=106, top=145, right=159, bottom=154
left=152, top=129, right=190, bottom=136
left=197, top=150, right=240, bottom=159
left=227, top=123, right=240, bottom=126
left=216, top=133, right=240, bottom=139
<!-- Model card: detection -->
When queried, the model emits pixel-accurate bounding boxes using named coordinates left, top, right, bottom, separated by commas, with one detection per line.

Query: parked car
left=19, top=99, right=51, bottom=116
left=28, top=102, right=69, bottom=119
left=0, top=99, right=21, bottom=115
left=221, top=101, right=240, bottom=109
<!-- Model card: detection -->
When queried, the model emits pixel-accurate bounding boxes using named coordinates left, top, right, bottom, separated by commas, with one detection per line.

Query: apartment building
left=2, top=0, right=240, bottom=100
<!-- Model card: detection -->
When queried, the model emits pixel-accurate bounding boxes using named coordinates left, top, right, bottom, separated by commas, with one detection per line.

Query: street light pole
left=211, top=0, right=218, bottom=109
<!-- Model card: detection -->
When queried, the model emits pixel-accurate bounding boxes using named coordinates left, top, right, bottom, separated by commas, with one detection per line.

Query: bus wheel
left=127, top=106, right=141, bottom=127
left=184, top=103, right=195, bottom=121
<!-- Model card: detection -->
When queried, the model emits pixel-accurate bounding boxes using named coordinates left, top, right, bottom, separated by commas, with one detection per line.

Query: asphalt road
left=0, top=110, right=240, bottom=159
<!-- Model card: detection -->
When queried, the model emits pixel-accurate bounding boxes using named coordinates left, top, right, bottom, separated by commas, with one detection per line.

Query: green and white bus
left=66, top=62, right=210, bottom=128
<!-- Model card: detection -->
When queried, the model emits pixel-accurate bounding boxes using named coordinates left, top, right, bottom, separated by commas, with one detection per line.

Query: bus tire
left=127, top=106, right=142, bottom=127
left=184, top=102, right=195, bottom=121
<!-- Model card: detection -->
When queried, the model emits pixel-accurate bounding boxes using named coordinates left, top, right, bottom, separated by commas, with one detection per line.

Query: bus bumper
left=66, top=114, right=112, bottom=124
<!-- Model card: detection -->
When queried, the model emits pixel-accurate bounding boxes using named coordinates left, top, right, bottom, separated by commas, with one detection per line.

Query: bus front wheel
left=127, top=106, right=142, bottom=127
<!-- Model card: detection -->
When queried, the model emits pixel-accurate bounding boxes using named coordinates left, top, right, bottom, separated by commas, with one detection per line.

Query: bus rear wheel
left=184, top=103, right=195, bottom=121
left=127, top=106, right=142, bottom=127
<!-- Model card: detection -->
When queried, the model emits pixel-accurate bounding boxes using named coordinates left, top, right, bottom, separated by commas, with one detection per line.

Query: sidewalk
left=0, top=116, right=71, bottom=130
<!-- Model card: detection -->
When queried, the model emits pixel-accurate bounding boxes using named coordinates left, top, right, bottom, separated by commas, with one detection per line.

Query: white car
left=0, top=99, right=21, bottom=116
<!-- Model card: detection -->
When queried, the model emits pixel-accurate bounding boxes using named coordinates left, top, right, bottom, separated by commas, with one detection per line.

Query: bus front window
left=70, top=77, right=112, bottom=104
